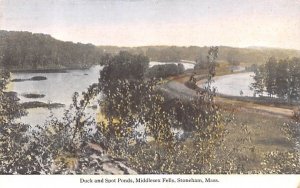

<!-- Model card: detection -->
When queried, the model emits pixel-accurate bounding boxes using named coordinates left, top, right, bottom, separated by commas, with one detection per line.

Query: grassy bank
left=220, top=108, right=294, bottom=172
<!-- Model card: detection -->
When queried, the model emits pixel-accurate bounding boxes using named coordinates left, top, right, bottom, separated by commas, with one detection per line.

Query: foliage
left=264, top=57, right=278, bottom=97
left=98, top=45, right=300, bottom=65
left=293, top=107, right=300, bottom=122
left=262, top=119, right=299, bottom=173
left=96, top=48, right=230, bottom=173
left=251, top=57, right=300, bottom=101
left=261, top=151, right=300, bottom=173
left=250, top=64, right=265, bottom=96
left=259, top=116, right=300, bottom=174
left=0, top=72, right=103, bottom=174
left=100, top=51, right=149, bottom=81
left=1, top=29, right=299, bottom=71
left=275, top=60, right=289, bottom=98
left=1, top=48, right=299, bottom=174
left=146, top=63, right=185, bottom=79
left=0, top=71, right=30, bottom=174
left=0, top=30, right=102, bottom=70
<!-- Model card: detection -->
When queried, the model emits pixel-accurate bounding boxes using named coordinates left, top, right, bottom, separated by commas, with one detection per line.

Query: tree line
left=250, top=57, right=300, bottom=101
left=0, top=30, right=103, bottom=70
left=145, top=63, right=185, bottom=79
left=1, top=30, right=299, bottom=71
left=98, top=45, right=300, bottom=65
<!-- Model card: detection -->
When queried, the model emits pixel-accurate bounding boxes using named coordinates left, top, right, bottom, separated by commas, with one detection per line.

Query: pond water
left=200, top=72, right=256, bottom=97
left=9, top=65, right=102, bottom=126
left=10, top=65, right=102, bottom=105
left=10, top=62, right=255, bottom=127
left=9, top=62, right=194, bottom=126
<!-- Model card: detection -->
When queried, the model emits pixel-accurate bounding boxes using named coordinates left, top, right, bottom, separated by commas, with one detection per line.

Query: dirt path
left=162, top=75, right=294, bottom=118
left=216, top=96, right=294, bottom=118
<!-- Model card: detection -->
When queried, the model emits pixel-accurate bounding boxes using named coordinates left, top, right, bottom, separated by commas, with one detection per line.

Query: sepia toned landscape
left=0, top=0, right=300, bottom=174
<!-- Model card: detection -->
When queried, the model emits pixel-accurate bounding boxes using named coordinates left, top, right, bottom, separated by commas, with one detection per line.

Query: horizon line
left=2, top=29, right=300, bottom=51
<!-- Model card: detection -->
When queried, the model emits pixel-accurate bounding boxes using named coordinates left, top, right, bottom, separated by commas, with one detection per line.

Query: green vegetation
left=0, top=70, right=29, bottom=173
left=1, top=29, right=299, bottom=71
left=0, top=30, right=103, bottom=71
left=0, top=43, right=299, bottom=174
left=30, top=76, right=47, bottom=81
left=97, top=47, right=227, bottom=173
left=21, top=101, right=65, bottom=109
left=12, top=76, right=47, bottom=82
left=21, top=93, right=45, bottom=99
left=98, top=45, right=300, bottom=65
left=251, top=57, right=300, bottom=101
left=146, top=63, right=185, bottom=79
left=0, top=70, right=106, bottom=174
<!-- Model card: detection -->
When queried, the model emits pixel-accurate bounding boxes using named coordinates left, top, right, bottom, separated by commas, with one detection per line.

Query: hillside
left=98, top=45, right=300, bottom=65
left=1, top=30, right=300, bottom=71
left=0, top=30, right=103, bottom=71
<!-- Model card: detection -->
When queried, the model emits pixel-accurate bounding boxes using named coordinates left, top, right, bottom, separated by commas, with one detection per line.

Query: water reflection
left=9, top=65, right=102, bottom=126
left=200, top=72, right=256, bottom=97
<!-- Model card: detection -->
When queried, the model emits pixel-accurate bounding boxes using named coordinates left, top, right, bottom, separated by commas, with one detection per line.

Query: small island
left=21, top=93, right=45, bottom=99
left=21, top=101, right=65, bottom=109
left=11, top=76, right=47, bottom=82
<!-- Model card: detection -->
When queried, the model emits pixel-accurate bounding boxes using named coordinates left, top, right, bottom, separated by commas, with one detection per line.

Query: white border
left=0, top=175, right=300, bottom=188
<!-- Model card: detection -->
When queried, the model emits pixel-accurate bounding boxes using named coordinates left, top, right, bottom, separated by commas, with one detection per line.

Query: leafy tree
left=275, top=59, right=289, bottom=98
left=287, top=58, right=300, bottom=101
left=250, top=65, right=265, bottom=96
left=146, top=63, right=185, bottom=79
left=251, top=57, right=300, bottom=101
left=265, top=57, right=278, bottom=97
left=96, top=48, right=227, bottom=174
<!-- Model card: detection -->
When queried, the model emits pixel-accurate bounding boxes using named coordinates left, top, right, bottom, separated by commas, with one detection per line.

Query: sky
left=0, top=0, right=300, bottom=49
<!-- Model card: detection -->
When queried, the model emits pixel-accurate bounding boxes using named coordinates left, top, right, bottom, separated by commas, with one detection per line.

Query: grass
left=114, top=89, right=296, bottom=173
left=104, top=105, right=295, bottom=173
left=218, top=106, right=295, bottom=172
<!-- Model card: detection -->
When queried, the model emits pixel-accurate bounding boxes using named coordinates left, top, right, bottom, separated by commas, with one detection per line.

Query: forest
left=1, top=30, right=300, bottom=72
left=0, top=30, right=103, bottom=71
left=251, top=57, right=300, bottom=101
left=98, top=45, right=300, bottom=65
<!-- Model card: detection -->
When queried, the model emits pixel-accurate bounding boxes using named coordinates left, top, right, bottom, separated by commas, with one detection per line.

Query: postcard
left=0, top=0, right=299, bottom=187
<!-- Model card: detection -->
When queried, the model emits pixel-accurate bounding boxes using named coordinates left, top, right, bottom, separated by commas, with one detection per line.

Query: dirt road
left=161, top=76, right=294, bottom=118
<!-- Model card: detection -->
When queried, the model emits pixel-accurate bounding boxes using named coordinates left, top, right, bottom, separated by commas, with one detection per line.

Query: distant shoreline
left=9, top=66, right=91, bottom=73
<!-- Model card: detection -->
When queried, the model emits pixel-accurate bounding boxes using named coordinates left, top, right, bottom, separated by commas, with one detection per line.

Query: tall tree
left=250, top=65, right=265, bottom=96
left=265, top=57, right=278, bottom=97
left=288, top=57, right=300, bottom=101
left=275, top=59, right=289, bottom=99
